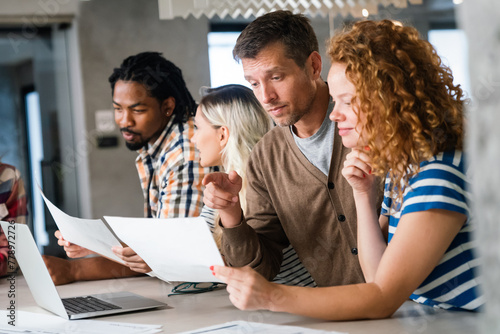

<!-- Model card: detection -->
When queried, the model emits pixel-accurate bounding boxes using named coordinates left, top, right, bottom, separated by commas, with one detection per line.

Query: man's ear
left=308, top=51, right=323, bottom=80
left=161, top=97, right=176, bottom=117
left=219, top=126, right=229, bottom=149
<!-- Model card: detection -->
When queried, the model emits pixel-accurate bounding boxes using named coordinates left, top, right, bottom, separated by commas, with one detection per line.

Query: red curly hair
left=327, top=20, right=465, bottom=201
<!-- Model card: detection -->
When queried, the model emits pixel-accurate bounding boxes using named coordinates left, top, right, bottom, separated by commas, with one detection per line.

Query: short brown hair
left=233, top=10, right=319, bottom=67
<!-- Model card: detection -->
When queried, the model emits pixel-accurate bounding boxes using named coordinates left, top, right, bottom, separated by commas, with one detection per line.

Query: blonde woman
left=192, top=84, right=315, bottom=287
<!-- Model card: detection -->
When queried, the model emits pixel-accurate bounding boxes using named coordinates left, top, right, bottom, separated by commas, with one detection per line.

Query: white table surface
left=1, top=275, right=481, bottom=333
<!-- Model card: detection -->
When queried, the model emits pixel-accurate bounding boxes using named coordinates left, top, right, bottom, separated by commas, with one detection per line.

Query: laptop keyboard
left=62, top=296, right=122, bottom=315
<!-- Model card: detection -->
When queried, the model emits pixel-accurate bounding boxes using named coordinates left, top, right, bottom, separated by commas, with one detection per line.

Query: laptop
left=0, top=221, right=167, bottom=320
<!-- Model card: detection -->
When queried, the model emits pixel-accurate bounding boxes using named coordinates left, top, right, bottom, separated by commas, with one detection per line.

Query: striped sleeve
left=401, top=150, right=469, bottom=217
left=200, top=205, right=217, bottom=233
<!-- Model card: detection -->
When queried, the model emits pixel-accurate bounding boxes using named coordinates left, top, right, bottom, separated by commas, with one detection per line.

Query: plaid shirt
left=0, top=163, right=27, bottom=224
left=1, top=163, right=27, bottom=275
left=135, top=117, right=211, bottom=218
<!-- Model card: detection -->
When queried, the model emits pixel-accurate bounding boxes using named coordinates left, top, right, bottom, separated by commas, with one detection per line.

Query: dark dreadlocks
left=108, top=52, right=196, bottom=124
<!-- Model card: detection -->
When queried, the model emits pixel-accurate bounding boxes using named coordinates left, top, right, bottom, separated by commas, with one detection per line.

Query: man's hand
left=203, top=171, right=243, bottom=227
left=42, top=255, right=76, bottom=285
left=202, top=171, right=242, bottom=208
left=55, top=230, right=94, bottom=258
left=112, top=246, right=152, bottom=273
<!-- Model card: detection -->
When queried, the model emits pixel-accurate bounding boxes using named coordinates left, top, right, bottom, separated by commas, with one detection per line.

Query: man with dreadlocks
left=43, top=52, right=212, bottom=284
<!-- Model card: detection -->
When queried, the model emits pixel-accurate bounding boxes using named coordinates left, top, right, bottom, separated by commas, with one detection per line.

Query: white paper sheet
left=0, top=310, right=162, bottom=334
left=104, top=216, right=225, bottom=283
left=177, top=320, right=346, bottom=334
left=40, top=190, right=125, bottom=265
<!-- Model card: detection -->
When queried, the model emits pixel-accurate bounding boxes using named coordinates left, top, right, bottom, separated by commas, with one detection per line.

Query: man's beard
left=272, top=105, right=312, bottom=127
left=273, top=112, right=306, bottom=127
left=121, top=127, right=148, bottom=151
left=125, top=141, right=147, bottom=151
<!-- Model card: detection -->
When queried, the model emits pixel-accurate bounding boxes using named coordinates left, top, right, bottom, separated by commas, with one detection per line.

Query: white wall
left=0, top=0, right=77, bottom=15
left=459, top=1, right=500, bottom=332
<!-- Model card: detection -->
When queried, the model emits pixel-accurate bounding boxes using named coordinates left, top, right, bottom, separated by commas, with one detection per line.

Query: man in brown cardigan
left=203, top=11, right=381, bottom=287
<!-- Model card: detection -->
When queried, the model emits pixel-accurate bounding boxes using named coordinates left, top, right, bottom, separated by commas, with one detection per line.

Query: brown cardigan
left=221, top=123, right=382, bottom=287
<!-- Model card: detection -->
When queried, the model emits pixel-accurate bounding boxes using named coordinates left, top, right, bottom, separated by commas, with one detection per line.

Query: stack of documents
left=40, top=192, right=224, bottom=283
left=177, top=321, right=346, bottom=334
left=0, top=310, right=162, bottom=334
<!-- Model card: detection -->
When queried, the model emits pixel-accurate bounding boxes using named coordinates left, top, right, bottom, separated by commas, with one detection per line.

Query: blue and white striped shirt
left=381, top=150, right=483, bottom=311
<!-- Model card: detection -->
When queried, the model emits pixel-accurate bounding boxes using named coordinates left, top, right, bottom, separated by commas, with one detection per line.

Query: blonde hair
left=199, top=84, right=274, bottom=242
left=327, top=20, right=465, bottom=202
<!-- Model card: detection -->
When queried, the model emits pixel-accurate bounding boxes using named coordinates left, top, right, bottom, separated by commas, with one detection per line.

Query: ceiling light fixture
left=158, top=0, right=423, bottom=20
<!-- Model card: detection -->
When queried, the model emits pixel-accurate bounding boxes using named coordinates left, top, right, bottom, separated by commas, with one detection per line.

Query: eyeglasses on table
left=168, top=282, right=225, bottom=296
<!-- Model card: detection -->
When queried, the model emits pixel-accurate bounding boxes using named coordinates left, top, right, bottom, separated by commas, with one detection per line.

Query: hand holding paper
left=55, top=230, right=95, bottom=258
left=112, top=246, right=152, bottom=273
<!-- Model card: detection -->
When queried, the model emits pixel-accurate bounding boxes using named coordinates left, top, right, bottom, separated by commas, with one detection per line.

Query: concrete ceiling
left=0, top=0, right=458, bottom=67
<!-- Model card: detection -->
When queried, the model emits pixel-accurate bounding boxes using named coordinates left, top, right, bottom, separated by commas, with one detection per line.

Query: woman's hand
left=55, top=230, right=95, bottom=258
left=212, top=265, right=284, bottom=311
left=112, top=246, right=152, bottom=273
left=342, top=148, right=375, bottom=195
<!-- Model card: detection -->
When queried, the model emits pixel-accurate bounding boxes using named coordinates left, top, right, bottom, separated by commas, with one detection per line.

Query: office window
left=429, top=29, right=470, bottom=98
left=24, top=90, right=48, bottom=250
left=207, top=31, right=250, bottom=88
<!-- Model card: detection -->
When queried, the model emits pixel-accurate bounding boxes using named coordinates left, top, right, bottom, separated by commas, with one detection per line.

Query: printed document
left=40, top=191, right=125, bottom=265
left=177, top=320, right=346, bottom=334
left=104, top=216, right=224, bottom=283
